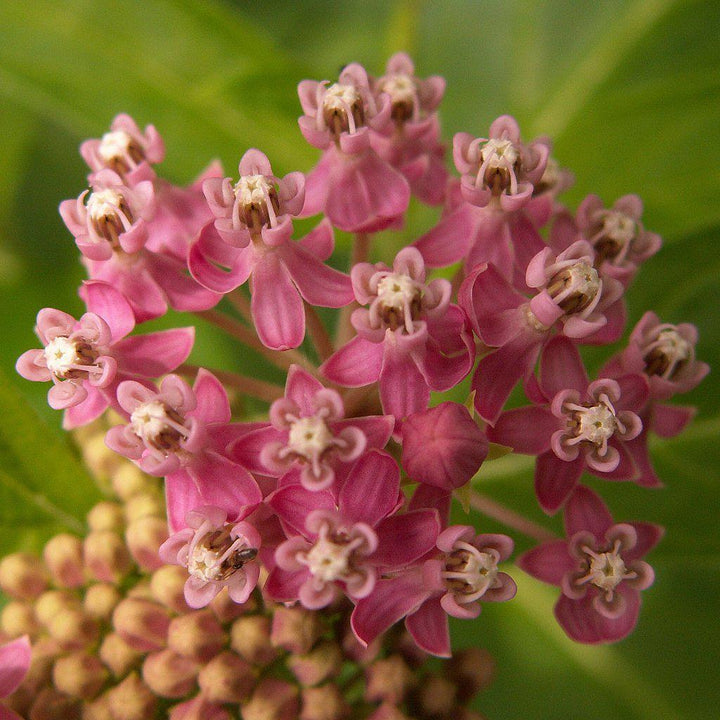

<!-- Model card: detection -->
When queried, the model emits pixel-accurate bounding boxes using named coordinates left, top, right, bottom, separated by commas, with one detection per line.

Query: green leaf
left=0, top=366, right=101, bottom=553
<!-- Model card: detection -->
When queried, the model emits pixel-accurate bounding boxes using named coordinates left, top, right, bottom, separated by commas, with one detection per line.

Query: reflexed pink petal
left=191, top=369, right=230, bottom=425
left=517, top=540, right=573, bottom=585
left=230, top=425, right=280, bottom=475
left=268, top=485, right=336, bottom=537
left=184, top=574, right=222, bottom=609
left=283, top=365, right=324, bottom=415
left=188, top=223, right=253, bottom=293
left=539, top=336, right=588, bottom=398
left=414, top=204, right=473, bottom=267
left=487, top=406, right=554, bottom=455
left=652, top=404, right=696, bottom=438
left=62, top=387, right=109, bottom=429
left=338, top=415, right=394, bottom=451
left=372, top=510, right=440, bottom=568
left=264, top=566, right=308, bottom=603
left=16, top=349, right=51, bottom=382
left=282, top=243, right=354, bottom=308
left=625, top=522, right=664, bottom=561
left=0, top=635, right=31, bottom=698
left=146, top=253, right=222, bottom=313
left=338, top=450, right=400, bottom=527
left=379, top=341, right=428, bottom=419
left=251, top=252, right=305, bottom=351
left=83, top=280, right=136, bottom=341
left=564, top=485, right=614, bottom=538
left=465, top=212, right=514, bottom=280
left=321, top=336, right=383, bottom=387
left=297, top=216, right=334, bottom=260
left=409, top=485, right=452, bottom=525
left=48, top=380, right=87, bottom=410
left=554, top=594, right=605, bottom=643
left=535, top=452, right=583, bottom=514
left=113, top=327, right=194, bottom=377
left=405, top=596, right=450, bottom=657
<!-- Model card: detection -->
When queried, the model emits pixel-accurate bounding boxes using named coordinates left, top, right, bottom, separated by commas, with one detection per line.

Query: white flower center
left=547, top=260, right=601, bottom=315
left=655, top=329, right=690, bottom=364
left=235, top=174, right=273, bottom=207
left=480, top=138, right=518, bottom=167
left=131, top=401, right=171, bottom=442
left=377, top=273, right=418, bottom=311
left=98, top=131, right=134, bottom=163
left=187, top=529, right=256, bottom=583
left=443, top=541, right=500, bottom=603
left=601, top=210, right=636, bottom=245
left=576, top=403, right=618, bottom=447
left=87, top=188, right=124, bottom=220
left=287, top=415, right=335, bottom=462
left=304, top=533, right=353, bottom=583
left=44, top=337, right=81, bottom=378
left=324, top=83, right=361, bottom=112
left=379, top=73, right=415, bottom=104
left=587, top=549, right=628, bottom=593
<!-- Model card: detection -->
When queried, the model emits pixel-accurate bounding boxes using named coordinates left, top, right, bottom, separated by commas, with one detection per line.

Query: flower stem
left=304, top=302, right=335, bottom=361
left=177, top=364, right=285, bottom=404
left=469, top=491, right=557, bottom=543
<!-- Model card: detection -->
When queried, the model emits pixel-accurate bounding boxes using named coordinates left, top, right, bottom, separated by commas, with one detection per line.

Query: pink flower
left=159, top=506, right=261, bottom=608
left=230, top=365, right=394, bottom=491
left=487, top=335, right=650, bottom=514
left=202, top=149, right=305, bottom=249
left=266, top=451, right=440, bottom=609
left=351, top=525, right=515, bottom=657
left=369, top=52, right=449, bottom=205
left=459, top=240, right=626, bottom=425
left=576, top=194, right=662, bottom=286
left=321, top=247, right=474, bottom=420
left=59, top=169, right=155, bottom=262
left=518, top=485, right=662, bottom=643
left=16, top=281, right=194, bottom=428
left=401, top=402, right=488, bottom=490
left=80, top=113, right=165, bottom=185
left=105, top=370, right=262, bottom=532
left=298, top=63, right=410, bottom=232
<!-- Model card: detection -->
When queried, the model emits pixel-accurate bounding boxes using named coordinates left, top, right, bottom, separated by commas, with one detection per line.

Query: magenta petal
left=539, top=336, right=588, bottom=398
left=351, top=571, right=430, bottom=647
left=555, top=594, right=605, bottom=644
left=146, top=253, right=222, bottom=312
left=114, top=327, right=194, bottom=377
left=264, top=566, right=307, bottom=603
left=164, top=472, right=205, bottom=533
left=339, top=450, right=399, bottom=527
left=297, top=217, right=334, bottom=260
left=0, top=635, right=31, bottom=698
left=230, top=425, right=280, bottom=474
left=82, top=281, right=135, bottom=341
left=188, top=223, right=253, bottom=293
left=373, top=510, right=440, bottom=568
left=282, top=243, right=354, bottom=308
left=62, top=387, right=110, bottom=429
left=535, top=452, right=583, bottom=514
left=564, top=485, right=614, bottom=538
left=486, top=406, right=554, bottom=455
left=268, top=485, right=336, bottom=536
left=625, top=522, right=664, bottom=561
left=405, top=597, right=451, bottom=657
left=379, top=341, right=428, bottom=420
left=652, top=404, right=695, bottom=438
left=283, top=365, right=324, bottom=415
left=517, top=540, right=574, bottom=585
left=321, top=336, right=383, bottom=387
left=251, top=252, right=305, bottom=351
left=414, top=204, right=473, bottom=267
left=191, top=369, right=230, bottom=425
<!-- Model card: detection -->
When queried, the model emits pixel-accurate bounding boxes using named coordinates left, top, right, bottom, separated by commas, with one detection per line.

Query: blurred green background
left=0, top=1, right=718, bottom=718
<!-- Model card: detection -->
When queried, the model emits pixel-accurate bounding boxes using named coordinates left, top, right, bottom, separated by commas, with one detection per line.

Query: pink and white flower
left=321, top=247, right=474, bottom=420
left=0, top=635, right=30, bottom=720
left=518, top=485, right=662, bottom=643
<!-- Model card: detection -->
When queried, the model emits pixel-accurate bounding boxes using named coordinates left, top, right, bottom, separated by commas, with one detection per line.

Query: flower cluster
left=11, top=52, right=707, bottom=714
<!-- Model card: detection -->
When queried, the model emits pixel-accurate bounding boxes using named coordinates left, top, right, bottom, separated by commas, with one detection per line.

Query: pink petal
left=539, top=336, right=588, bottom=399
left=652, top=404, right=695, bottom=438
left=188, top=223, right=253, bottom=294
left=15, top=349, right=51, bottom=382
left=283, top=365, right=324, bottom=415
left=465, top=211, right=514, bottom=279
left=487, top=406, right=554, bottom=455
left=625, top=522, right=664, bottom=561
left=535, top=452, right=584, bottom=514
left=297, top=217, right=334, bottom=260
left=414, top=204, right=473, bottom=267
left=82, top=280, right=135, bottom=341
left=145, top=253, right=222, bottom=313
left=373, top=510, right=441, bottom=568
left=379, top=341, right=429, bottom=420
left=0, top=636, right=31, bottom=698
left=281, top=243, right=354, bottom=308
left=321, top=336, right=383, bottom=387
left=62, top=386, right=110, bottom=429
left=564, top=485, right=613, bottom=538
left=517, top=540, right=573, bottom=585
left=250, top=252, right=305, bottom=350
left=191, top=369, right=230, bottom=425
left=405, top=597, right=451, bottom=657
left=338, top=450, right=400, bottom=527
left=113, top=327, right=194, bottom=377
left=268, top=485, right=336, bottom=537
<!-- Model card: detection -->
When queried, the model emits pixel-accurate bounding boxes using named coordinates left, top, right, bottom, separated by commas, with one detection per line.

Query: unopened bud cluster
left=0, top=424, right=493, bottom=719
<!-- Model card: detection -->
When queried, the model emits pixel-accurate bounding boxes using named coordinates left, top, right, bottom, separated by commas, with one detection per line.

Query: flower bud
left=415, top=675, right=457, bottom=717
left=288, top=641, right=343, bottom=686
left=1, top=600, right=40, bottom=638
left=43, top=534, right=86, bottom=587
left=365, top=655, right=416, bottom=704
left=28, top=687, right=82, bottom=720
left=167, top=609, right=225, bottom=663
left=46, top=608, right=99, bottom=650
left=82, top=432, right=124, bottom=479
left=367, top=704, right=412, bottom=720
left=83, top=583, right=122, bottom=621
left=447, top=646, right=495, bottom=700
left=82, top=694, right=114, bottom=720
left=53, top=651, right=108, bottom=699
left=103, top=673, right=158, bottom=720
left=142, top=649, right=198, bottom=698
left=168, top=696, right=230, bottom=720
left=20, top=637, right=60, bottom=692
left=124, top=492, right=165, bottom=523
left=112, top=597, right=170, bottom=652
left=125, top=516, right=168, bottom=571
left=99, top=633, right=143, bottom=677
left=300, top=684, right=348, bottom=720
left=242, top=678, right=299, bottom=720
left=230, top=615, right=276, bottom=665
left=0, top=553, right=47, bottom=599
left=210, top=586, right=256, bottom=623
left=198, top=651, right=254, bottom=704
left=87, top=501, right=125, bottom=532
left=35, top=589, right=79, bottom=626
left=270, top=606, right=322, bottom=655
left=343, top=624, right=381, bottom=665
left=111, top=464, right=156, bottom=500
left=83, top=530, right=133, bottom=583
left=150, top=564, right=191, bottom=614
